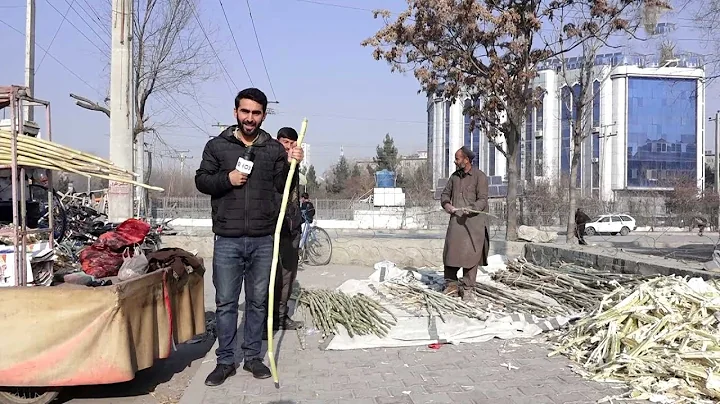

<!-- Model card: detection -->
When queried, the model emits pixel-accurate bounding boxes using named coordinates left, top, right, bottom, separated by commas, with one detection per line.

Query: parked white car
left=584, top=214, right=637, bottom=236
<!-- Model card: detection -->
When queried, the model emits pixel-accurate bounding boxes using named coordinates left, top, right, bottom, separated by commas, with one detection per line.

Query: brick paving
left=182, top=264, right=640, bottom=404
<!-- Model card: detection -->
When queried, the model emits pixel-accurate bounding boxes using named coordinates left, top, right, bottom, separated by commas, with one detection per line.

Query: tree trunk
left=566, top=141, right=581, bottom=243
left=506, top=144, right=519, bottom=241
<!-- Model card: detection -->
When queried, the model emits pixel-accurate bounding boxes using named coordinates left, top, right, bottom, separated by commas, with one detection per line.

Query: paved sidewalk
left=180, top=264, right=638, bottom=404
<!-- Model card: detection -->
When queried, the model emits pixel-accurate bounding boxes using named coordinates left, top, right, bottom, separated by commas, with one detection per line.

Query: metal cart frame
left=0, top=85, right=55, bottom=287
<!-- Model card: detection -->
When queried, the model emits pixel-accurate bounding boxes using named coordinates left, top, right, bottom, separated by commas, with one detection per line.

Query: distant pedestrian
left=575, top=208, right=591, bottom=245
left=693, top=214, right=708, bottom=236
left=440, top=146, right=489, bottom=302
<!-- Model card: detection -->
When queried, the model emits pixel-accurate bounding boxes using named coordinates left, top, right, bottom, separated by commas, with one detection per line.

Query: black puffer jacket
left=195, top=127, right=290, bottom=237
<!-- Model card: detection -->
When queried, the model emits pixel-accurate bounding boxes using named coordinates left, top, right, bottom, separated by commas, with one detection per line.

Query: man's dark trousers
left=274, top=232, right=300, bottom=323
left=213, top=235, right=273, bottom=365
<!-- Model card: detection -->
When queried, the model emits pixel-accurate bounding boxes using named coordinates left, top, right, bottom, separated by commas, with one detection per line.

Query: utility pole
left=24, top=0, right=35, bottom=122
left=108, top=0, right=134, bottom=222
left=135, top=133, right=146, bottom=217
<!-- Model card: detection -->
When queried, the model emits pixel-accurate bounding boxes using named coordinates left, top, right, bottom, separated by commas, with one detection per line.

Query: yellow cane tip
left=274, top=381, right=280, bottom=389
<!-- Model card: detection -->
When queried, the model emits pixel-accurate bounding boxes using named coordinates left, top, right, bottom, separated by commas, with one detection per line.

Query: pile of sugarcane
left=551, top=276, right=720, bottom=403
left=473, top=281, right=566, bottom=315
left=296, top=289, right=396, bottom=338
left=491, top=258, right=653, bottom=314
left=0, top=130, right=162, bottom=191
left=376, top=281, right=487, bottom=322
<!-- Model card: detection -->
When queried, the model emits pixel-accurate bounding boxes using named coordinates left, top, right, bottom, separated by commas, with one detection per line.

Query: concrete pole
left=715, top=111, right=720, bottom=232
left=134, top=132, right=145, bottom=217
left=24, top=0, right=35, bottom=122
left=108, top=0, right=134, bottom=221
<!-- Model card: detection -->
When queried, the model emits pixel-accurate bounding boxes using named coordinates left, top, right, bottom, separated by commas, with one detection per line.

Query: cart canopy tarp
left=0, top=268, right=205, bottom=387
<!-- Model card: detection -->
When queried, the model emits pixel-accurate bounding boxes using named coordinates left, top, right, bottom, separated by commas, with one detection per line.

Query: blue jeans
left=212, top=235, right=273, bottom=365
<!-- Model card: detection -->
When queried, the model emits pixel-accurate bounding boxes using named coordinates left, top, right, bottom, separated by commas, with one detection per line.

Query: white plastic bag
left=118, top=246, right=149, bottom=281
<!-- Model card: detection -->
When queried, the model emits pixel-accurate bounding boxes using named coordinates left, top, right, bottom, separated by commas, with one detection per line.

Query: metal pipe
left=45, top=101, right=54, bottom=248
left=10, top=89, right=21, bottom=286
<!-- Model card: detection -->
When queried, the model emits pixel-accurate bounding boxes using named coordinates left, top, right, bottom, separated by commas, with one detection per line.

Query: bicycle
left=27, top=183, right=68, bottom=242
left=298, top=218, right=332, bottom=266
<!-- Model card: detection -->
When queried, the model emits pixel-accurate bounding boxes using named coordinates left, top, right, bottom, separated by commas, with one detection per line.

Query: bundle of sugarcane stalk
left=377, top=281, right=487, bottom=322
left=0, top=130, right=162, bottom=191
left=491, top=258, right=652, bottom=314
left=473, top=281, right=566, bottom=315
left=296, top=289, right=397, bottom=338
left=550, top=276, right=720, bottom=403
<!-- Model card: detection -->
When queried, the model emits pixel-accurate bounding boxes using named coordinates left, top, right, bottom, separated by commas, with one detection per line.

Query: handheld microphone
left=236, top=146, right=255, bottom=175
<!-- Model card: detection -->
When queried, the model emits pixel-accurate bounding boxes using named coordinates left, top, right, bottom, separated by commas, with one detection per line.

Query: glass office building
left=427, top=52, right=704, bottom=200
left=626, top=77, right=698, bottom=187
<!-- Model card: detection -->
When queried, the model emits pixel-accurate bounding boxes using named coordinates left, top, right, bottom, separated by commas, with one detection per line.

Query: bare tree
left=362, top=0, right=661, bottom=241
left=133, top=0, right=213, bottom=137
left=543, top=0, right=665, bottom=243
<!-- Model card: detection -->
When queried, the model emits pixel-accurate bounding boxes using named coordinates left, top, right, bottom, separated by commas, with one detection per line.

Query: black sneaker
left=242, top=358, right=272, bottom=379
left=204, top=364, right=236, bottom=386
left=279, top=318, right=304, bottom=330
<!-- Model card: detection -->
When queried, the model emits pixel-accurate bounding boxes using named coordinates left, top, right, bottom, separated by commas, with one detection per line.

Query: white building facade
left=300, top=143, right=311, bottom=172
left=427, top=52, right=705, bottom=201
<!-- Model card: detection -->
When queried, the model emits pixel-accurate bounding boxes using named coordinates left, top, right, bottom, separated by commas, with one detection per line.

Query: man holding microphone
left=195, top=88, right=303, bottom=386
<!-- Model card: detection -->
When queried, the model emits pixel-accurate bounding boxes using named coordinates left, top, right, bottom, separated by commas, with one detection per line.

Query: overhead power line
left=186, top=0, right=239, bottom=93
left=245, top=0, right=277, bottom=100
left=218, top=0, right=254, bottom=86
left=37, top=0, right=76, bottom=72
left=44, top=0, right=110, bottom=54
left=0, top=18, right=105, bottom=98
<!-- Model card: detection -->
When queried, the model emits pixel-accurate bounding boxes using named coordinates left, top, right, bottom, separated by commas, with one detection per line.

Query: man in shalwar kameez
left=440, top=146, right=490, bottom=301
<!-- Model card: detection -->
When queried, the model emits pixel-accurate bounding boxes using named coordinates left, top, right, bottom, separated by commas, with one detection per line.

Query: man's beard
left=237, top=118, right=261, bottom=138
left=455, top=163, right=465, bottom=171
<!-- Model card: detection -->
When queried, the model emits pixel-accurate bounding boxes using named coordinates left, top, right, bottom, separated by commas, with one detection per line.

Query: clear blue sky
left=0, top=0, right=717, bottom=175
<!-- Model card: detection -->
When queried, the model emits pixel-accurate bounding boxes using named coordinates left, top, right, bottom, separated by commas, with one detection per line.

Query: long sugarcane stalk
left=0, top=130, right=131, bottom=174
left=267, top=118, right=308, bottom=387
left=0, top=130, right=162, bottom=191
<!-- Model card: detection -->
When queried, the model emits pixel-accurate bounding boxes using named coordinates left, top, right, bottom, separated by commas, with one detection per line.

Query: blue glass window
left=472, top=98, right=481, bottom=167
left=561, top=86, right=571, bottom=173
left=592, top=80, right=601, bottom=128
left=444, top=101, right=451, bottom=177
left=525, top=107, right=534, bottom=181
left=592, top=134, right=600, bottom=159
left=488, top=141, right=496, bottom=176
left=463, top=99, right=472, bottom=149
left=535, top=137, right=543, bottom=177
left=626, top=77, right=697, bottom=187
left=572, top=84, right=582, bottom=185
left=536, top=96, right=544, bottom=176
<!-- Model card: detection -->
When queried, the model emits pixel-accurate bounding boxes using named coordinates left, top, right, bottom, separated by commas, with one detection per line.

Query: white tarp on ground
left=325, top=257, right=575, bottom=350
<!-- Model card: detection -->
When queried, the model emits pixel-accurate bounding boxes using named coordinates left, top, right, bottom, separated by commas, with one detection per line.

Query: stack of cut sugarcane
left=490, top=258, right=652, bottom=314
left=376, top=281, right=487, bottom=322
left=0, top=130, right=163, bottom=191
left=551, top=276, right=720, bottom=403
left=296, top=289, right=397, bottom=338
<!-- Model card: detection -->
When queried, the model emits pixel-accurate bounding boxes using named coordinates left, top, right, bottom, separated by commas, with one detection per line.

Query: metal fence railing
left=149, top=196, right=512, bottom=230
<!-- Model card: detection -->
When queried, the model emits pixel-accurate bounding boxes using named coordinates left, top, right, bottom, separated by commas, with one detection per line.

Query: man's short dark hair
left=301, top=192, right=309, bottom=199
left=277, top=127, right=298, bottom=141
left=234, top=88, right=268, bottom=112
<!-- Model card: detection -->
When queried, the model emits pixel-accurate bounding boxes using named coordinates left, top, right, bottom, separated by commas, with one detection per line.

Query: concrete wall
left=524, top=243, right=715, bottom=279
left=162, top=234, right=526, bottom=268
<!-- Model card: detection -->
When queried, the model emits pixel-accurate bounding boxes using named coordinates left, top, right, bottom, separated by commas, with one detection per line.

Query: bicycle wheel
left=28, top=184, right=67, bottom=242
left=307, top=227, right=332, bottom=266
